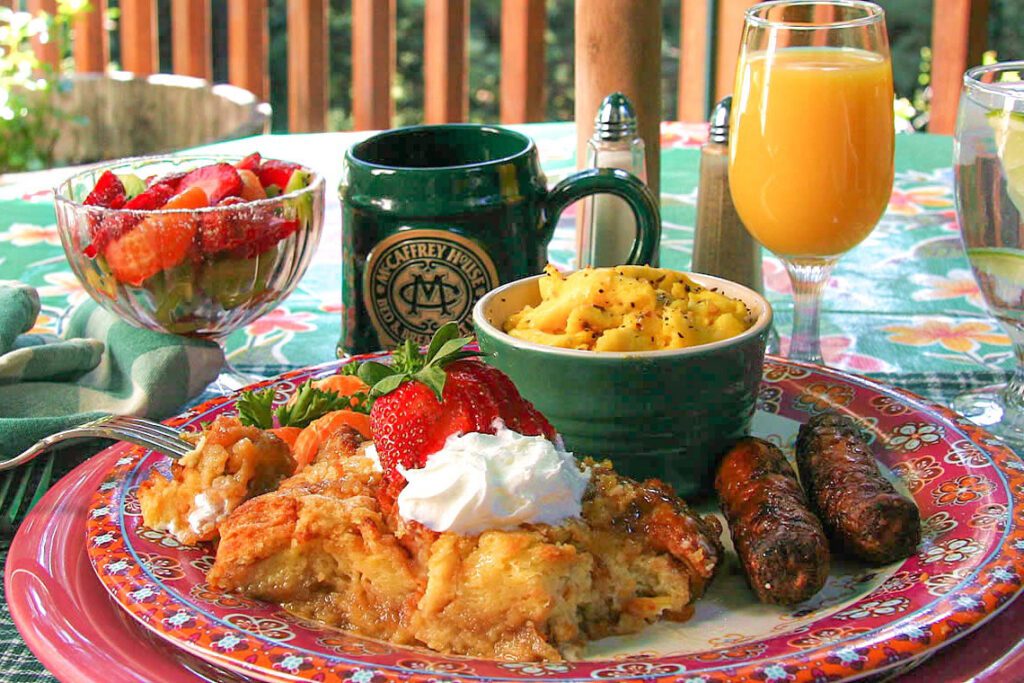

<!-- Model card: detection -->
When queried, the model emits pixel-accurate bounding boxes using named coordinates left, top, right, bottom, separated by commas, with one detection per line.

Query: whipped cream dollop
left=396, top=422, right=590, bottom=535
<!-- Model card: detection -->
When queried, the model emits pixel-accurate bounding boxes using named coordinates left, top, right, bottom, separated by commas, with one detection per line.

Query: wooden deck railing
left=14, top=0, right=990, bottom=135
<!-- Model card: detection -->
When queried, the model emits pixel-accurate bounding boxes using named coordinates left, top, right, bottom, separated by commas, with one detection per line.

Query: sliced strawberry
left=123, top=182, right=177, bottom=210
left=145, top=171, right=187, bottom=192
left=243, top=216, right=299, bottom=257
left=364, top=324, right=558, bottom=500
left=238, top=169, right=267, bottom=201
left=105, top=187, right=208, bottom=286
left=256, top=159, right=300, bottom=193
left=475, top=362, right=556, bottom=440
left=198, top=197, right=249, bottom=254
left=235, top=152, right=262, bottom=171
left=84, top=170, right=126, bottom=208
left=180, top=163, right=242, bottom=205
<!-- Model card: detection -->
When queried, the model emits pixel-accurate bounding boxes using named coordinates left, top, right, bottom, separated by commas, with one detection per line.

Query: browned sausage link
left=715, top=437, right=830, bottom=605
left=795, top=412, right=921, bottom=564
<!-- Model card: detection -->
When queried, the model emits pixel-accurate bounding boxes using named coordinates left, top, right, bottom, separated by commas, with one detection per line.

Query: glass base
left=952, top=383, right=1024, bottom=449
left=207, top=360, right=265, bottom=395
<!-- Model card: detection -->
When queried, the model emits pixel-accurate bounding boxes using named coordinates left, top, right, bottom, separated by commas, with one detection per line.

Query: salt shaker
left=577, top=93, right=648, bottom=268
left=691, top=96, right=763, bottom=293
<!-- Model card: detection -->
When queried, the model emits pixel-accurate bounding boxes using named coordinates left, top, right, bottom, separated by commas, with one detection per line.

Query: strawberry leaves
left=355, top=322, right=485, bottom=400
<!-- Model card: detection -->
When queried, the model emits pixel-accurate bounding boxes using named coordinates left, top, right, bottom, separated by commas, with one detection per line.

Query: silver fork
left=1, top=414, right=194, bottom=472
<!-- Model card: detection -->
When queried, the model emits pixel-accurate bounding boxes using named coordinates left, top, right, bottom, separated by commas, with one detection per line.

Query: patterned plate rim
left=85, top=354, right=1024, bottom=683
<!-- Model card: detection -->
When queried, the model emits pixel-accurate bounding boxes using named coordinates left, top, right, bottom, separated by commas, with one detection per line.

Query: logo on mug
left=363, top=229, right=499, bottom=346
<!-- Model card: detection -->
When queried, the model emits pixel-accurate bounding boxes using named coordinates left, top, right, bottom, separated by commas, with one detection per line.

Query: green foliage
left=0, top=1, right=87, bottom=172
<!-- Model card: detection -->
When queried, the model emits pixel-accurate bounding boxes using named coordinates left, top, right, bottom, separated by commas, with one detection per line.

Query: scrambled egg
left=504, top=265, right=754, bottom=352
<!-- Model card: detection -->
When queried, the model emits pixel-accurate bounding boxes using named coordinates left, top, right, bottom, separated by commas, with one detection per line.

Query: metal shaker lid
left=709, top=96, right=731, bottom=144
left=593, top=92, right=638, bottom=141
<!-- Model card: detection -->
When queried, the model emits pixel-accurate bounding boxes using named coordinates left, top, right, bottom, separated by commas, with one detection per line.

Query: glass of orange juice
left=729, top=0, right=894, bottom=364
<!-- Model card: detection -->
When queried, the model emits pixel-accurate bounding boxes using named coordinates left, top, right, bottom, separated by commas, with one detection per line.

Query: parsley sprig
left=236, top=379, right=370, bottom=429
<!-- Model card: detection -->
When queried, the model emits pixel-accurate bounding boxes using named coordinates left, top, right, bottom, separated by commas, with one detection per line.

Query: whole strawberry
left=358, top=322, right=556, bottom=499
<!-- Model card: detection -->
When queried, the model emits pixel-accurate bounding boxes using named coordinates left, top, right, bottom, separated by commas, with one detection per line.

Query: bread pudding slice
left=139, top=416, right=295, bottom=545
left=208, top=426, right=722, bottom=661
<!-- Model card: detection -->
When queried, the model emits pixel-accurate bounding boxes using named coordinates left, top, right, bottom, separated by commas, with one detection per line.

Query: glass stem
left=1001, top=324, right=1024, bottom=419
left=784, top=257, right=838, bottom=365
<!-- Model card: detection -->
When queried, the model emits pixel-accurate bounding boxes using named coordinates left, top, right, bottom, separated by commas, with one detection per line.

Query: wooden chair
left=24, top=0, right=991, bottom=136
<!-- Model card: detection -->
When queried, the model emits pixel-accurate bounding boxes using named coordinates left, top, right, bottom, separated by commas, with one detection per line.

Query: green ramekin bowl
left=472, top=271, right=772, bottom=499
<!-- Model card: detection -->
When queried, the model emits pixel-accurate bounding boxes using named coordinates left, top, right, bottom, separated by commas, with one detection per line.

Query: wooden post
left=287, top=0, right=328, bottom=132
left=228, top=0, right=268, bottom=101
left=73, top=0, right=109, bottom=73
left=500, top=0, right=546, bottom=123
left=714, top=0, right=759, bottom=103
left=575, top=0, right=661, bottom=199
left=352, top=0, right=394, bottom=130
left=120, top=0, right=158, bottom=75
left=678, top=0, right=713, bottom=122
left=929, top=0, right=988, bottom=135
left=172, top=0, right=212, bottom=81
left=424, top=0, right=468, bottom=124
left=28, top=0, right=60, bottom=71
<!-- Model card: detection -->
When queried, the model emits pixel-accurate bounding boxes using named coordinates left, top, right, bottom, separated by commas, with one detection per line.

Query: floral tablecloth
left=0, top=124, right=1011, bottom=382
left=0, top=123, right=1018, bottom=682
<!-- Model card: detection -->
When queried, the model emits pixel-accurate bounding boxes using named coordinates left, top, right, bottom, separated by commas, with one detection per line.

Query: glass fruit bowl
left=54, top=154, right=326, bottom=390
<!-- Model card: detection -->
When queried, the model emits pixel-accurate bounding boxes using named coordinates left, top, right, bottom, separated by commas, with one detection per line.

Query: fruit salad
left=56, top=154, right=324, bottom=337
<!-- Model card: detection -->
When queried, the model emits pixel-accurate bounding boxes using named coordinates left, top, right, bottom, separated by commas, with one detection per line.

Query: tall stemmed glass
left=729, top=0, right=894, bottom=364
left=952, top=62, right=1024, bottom=446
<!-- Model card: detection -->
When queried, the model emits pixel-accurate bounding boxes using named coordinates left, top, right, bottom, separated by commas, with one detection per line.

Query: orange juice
left=729, top=47, right=894, bottom=258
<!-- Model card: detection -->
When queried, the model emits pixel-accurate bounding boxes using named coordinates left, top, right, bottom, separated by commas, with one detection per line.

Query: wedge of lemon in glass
left=966, top=246, right=1024, bottom=286
left=988, top=109, right=1024, bottom=213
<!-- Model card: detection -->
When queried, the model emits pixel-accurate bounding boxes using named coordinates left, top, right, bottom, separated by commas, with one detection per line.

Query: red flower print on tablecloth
left=931, top=474, right=995, bottom=506
left=909, top=269, right=984, bottom=310
left=935, top=208, right=960, bottom=232
left=891, top=455, right=943, bottom=493
left=778, top=334, right=893, bottom=374
left=763, top=258, right=793, bottom=295
left=887, top=186, right=953, bottom=216
left=659, top=121, right=708, bottom=148
left=245, top=307, right=316, bottom=337
left=0, top=222, right=61, bottom=247
left=888, top=422, right=944, bottom=452
left=884, top=319, right=1009, bottom=353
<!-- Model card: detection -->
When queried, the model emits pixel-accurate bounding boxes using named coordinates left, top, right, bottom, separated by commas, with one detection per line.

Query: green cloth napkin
left=0, top=281, right=224, bottom=459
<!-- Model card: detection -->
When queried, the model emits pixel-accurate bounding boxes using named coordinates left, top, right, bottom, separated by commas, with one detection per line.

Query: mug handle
left=541, top=167, right=660, bottom=265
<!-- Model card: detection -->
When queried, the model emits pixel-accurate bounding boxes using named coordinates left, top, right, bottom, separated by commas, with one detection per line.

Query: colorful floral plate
left=85, top=355, right=1024, bottom=683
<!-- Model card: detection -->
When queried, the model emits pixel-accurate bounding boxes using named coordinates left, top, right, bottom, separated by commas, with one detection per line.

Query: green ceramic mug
left=338, top=124, right=660, bottom=355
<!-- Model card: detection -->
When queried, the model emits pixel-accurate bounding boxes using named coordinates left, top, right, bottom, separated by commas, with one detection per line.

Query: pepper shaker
left=691, top=96, right=763, bottom=292
left=692, top=97, right=779, bottom=353
left=577, top=93, right=648, bottom=268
